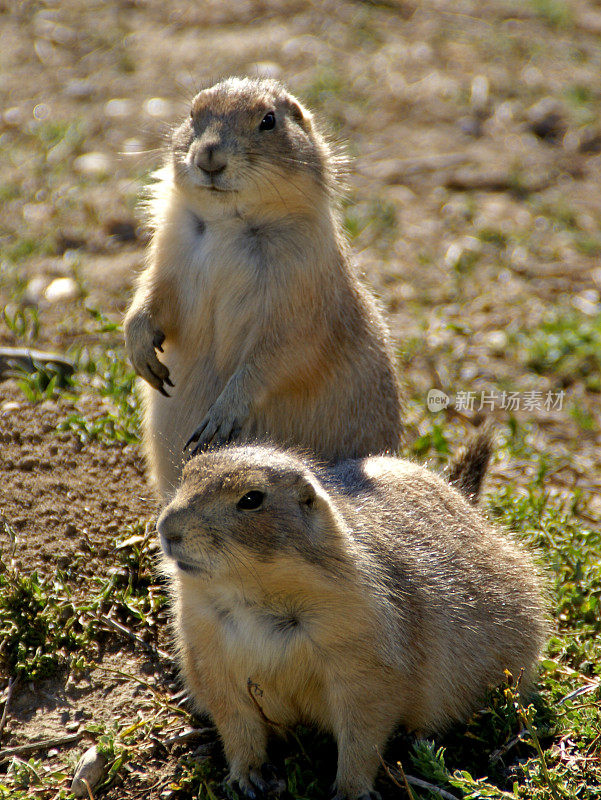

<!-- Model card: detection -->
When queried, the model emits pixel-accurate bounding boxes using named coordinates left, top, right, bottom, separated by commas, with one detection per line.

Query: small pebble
left=470, top=74, right=489, bottom=113
left=44, top=277, right=78, bottom=303
left=24, top=275, right=48, bottom=304
left=572, top=294, right=599, bottom=316
left=4, top=106, right=23, bottom=126
left=105, top=98, right=132, bottom=117
left=64, top=79, right=95, bottom=99
left=17, top=456, right=37, bottom=471
left=71, top=745, right=107, bottom=798
left=526, top=97, right=566, bottom=143
left=22, top=202, right=51, bottom=225
left=144, top=97, right=171, bottom=117
left=74, top=152, right=111, bottom=176
left=483, top=330, right=507, bottom=353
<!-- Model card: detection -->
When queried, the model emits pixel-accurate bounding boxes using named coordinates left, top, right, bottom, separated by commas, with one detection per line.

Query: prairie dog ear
left=287, top=99, right=310, bottom=129
left=298, top=478, right=318, bottom=509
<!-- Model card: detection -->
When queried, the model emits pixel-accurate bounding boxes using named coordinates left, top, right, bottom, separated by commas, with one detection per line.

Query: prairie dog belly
left=143, top=351, right=221, bottom=498
left=145, top=224, right=265, bottom=497
left=181, top=587, right=325, bottom=726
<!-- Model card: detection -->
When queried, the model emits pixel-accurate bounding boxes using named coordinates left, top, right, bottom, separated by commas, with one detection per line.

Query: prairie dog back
left=158, top=445, right=547, bottom=799
left=124, top=77, right=404, bottom=499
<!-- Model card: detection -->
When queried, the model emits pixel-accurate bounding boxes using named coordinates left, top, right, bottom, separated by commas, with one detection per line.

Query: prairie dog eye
left=237, top=490, right=265, bottom=510
left=259, top=111, right=276, bottom=131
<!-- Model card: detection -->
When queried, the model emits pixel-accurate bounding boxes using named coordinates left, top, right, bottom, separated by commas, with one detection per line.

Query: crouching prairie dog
left=124, top=77, right=403, bottom=500
left=158, top=444, right=547, bottom=800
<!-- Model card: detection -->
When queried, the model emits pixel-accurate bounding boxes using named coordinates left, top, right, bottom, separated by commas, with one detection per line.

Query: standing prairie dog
left=158, top=444, right=547, bottom=800
left=124, top=77, right=403, bottom=499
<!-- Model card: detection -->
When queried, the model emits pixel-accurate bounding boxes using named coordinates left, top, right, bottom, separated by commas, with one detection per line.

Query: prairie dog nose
left=157, top=510, right=183, bottom=546
left=195, top=144, right=227, bottom=175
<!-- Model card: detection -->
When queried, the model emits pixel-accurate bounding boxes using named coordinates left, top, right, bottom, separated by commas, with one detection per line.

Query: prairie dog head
left=157, top=446, right=343, bottom=579
left=170, top=77, right=335, bottom=217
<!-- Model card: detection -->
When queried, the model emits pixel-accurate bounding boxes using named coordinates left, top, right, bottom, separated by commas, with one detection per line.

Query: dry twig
left=489, top=728, right=529, bottom=764
left=556, top=680, right=600, bottom=706
left=0, top=676, right=19, bottom=741
left=377, top=750, right=460, bottom=800
left=163, top=727, right=214, bottom=747
left=0, top=732, right=83, bottom=761
left=82, top=777, right=95, bottom=800
left=93, top=613, right=172, bottom=661
left=247, top=680, right=286, bottom=730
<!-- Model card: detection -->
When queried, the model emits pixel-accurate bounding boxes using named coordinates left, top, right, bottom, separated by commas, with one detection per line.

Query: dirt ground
left=1, top=1, right=601, bottom=798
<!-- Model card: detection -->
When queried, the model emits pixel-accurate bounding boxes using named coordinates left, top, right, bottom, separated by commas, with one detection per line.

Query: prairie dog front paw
left=124, top=309, right=174, bottom=396
left=184, top=391, right=249, bottom=452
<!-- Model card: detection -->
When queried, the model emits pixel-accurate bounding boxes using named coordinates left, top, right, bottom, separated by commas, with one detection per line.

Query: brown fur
left=157, top=444, right=547, bottom=799
left=447, top=424, right=494, bottom=504
left=124, top=77, right=404, bottom=500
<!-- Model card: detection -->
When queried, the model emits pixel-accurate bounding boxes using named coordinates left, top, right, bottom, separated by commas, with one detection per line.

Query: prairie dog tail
left=448, top=424, right=494, bottom=504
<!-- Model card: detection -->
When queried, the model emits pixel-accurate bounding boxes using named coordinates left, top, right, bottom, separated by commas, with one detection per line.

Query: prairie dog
left=124, top=77, right=403, bottom=499
left=158, top=445, right=547, bottom=800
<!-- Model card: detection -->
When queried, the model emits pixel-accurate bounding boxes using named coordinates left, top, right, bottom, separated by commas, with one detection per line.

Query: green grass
left=411, top=420, right=450, bottom=460
left=32, top=119, right=87, bottom=150
left=565, top=84, right=594, bottom=108
left=58, top=343, right=141, bottom=445
left=0, top=758, right=72, bottom=799
left=575, top=236, right=601, bottom=258
left=0, top=516, right=163, bottom=683
left=530, top=0, right=573, bottom=28
left=302, top=67, right=346, bottom=110
left=2, top=305, right=40, bottom=341
left=0, top=516, right=89, bottom=681
left=4, top=305, right=142, bottom=443
left=0, top=235, right=53, bottom=264
left=569, top=401, right=597, bottom=432
left=343, top=196, right=398, bottom=251
left=513, top=311, right=601, bottom=392
left=0, top=515, right=176, bottom=797
left=477, top=227, right=509, bottom=248
left=536, top=201, right=579, bottom=231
